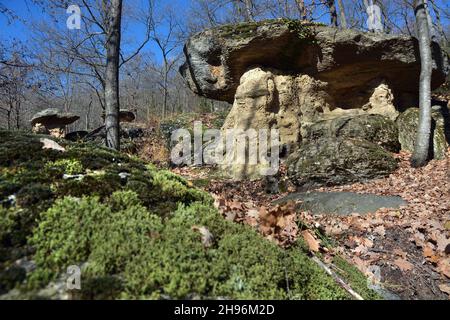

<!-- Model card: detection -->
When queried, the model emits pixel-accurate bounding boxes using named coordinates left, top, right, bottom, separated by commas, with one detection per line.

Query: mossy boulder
left=287, top=138, right=398, bottom=188
left=0, top=130, right=377, bottom=299
left=396, top=107, right=450, bottom=160
left=303, top=114, right=400, bottom=153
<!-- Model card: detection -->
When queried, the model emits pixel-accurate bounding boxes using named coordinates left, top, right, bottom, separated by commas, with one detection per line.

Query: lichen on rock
left=396, top=107, right=450, bottom=160
left=286, top=138, right=398, bottom=188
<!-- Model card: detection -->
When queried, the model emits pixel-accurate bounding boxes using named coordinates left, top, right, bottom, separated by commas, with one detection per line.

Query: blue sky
left=1, top=0, right=449, bottom=64
left=0, top=0, right=185, bottom=63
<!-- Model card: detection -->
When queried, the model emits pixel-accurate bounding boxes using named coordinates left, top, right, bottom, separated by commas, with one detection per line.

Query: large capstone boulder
left=303, top=114, right=400, bottom=153
left=181, top=20, right=448, bottom=108
left=286, top=138, right=398, bottom=188
left=396, top=107, right=450, bottom=160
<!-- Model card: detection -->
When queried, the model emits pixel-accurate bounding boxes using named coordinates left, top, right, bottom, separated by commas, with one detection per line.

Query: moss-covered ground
left=0, top=130, right=376, bottom=299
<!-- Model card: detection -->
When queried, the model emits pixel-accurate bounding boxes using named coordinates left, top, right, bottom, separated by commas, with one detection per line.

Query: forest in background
left=0, top=0, right=449, bottom=133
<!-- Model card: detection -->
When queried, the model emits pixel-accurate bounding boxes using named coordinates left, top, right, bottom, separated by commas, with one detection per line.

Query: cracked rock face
left=181, top=20, right=448, bottom=108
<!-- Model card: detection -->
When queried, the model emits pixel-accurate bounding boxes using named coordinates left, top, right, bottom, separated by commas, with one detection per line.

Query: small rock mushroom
left=31, top=108, right=80, bottom=138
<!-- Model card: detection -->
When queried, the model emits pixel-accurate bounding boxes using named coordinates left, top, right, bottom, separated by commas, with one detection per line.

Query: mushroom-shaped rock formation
left=180, top=20, right=449, bottom=180
left=181, top=20, right=448, bottom=108
left=31, top=108, right=80, bottom=138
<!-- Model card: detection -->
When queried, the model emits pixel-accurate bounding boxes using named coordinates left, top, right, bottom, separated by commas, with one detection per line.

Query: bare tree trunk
left=15, top=101, right=20, bottom=130
left=104, top=0, right=123, bottom=151
left=243, top=0, right=255, bottom=22
left=337, top=0, right=347, bottom=29
left=423, top=0, right=434, bottom=39
left=6, top=109, right=11, bottom=130
left=162, top=58, right=168, bottom=118
left=430, top=0, right=445, bottom=46
left=326, top=0, right=338, bottom=27
left=411, top=0, right=433, bottom=167
left=86, top=99, right=92, bottom=131
left=295, top=0, right=307, bottom=20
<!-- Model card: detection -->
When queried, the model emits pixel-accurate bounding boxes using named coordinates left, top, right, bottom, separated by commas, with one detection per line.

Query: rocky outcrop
left=181, top=20, right=448, bottom=108
left=181, top=20, right=448, bottom=180
left=286, top=138, right=398, bottom=188
left=303, top=114, right=400, bottom=153
left=286, top=113, right=401, bottom=187
left=396, top=107, right=450, bottom=160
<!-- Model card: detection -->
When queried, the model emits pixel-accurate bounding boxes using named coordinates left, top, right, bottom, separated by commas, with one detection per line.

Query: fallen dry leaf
left=373, top=225, right=386, bottom=237
left=437, top=258, right=450, bottom=279
left=423, top=246, right=434, bottom=258
left=302, top=230, right=320, bottom=252
left=394, top=258, right=414, bottom=272
left=394, top=248, right=407, bottom=258
left=438, top=283, right=450, bottom=295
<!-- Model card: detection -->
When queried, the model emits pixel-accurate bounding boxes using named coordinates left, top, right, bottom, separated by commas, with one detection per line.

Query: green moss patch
left=0, top=130, right=373, bottom=299
left=332, top=256, right=383, bottom=300
left=29, top=196, right=351, bottom=299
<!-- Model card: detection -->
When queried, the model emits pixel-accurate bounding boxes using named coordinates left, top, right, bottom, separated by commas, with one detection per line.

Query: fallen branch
left=311, top=255, right=364, bottom=300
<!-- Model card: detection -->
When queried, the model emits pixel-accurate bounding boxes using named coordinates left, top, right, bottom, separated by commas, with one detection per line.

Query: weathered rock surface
left=221, top=68, right=329, bottom=151
left=181, top=20, right=448, bottom=108
left=362, top=83, right=399, bottom=120
left=286, top=138, right=398, bottom=188
left=181, top=20, right=448, bottom=180
left=275, top=191, right=407, bottom=215
left=303, top=114, right=400, bottom=153
left=396, top=107, right=450, bottom=160
left=219, top=68, right=401, bottom=179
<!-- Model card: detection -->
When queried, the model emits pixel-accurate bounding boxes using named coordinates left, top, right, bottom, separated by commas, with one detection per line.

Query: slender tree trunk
left=337, top=0, right=347, bottom=29
left=430, top=0, right=445, bottom=46
left=423, top=0, right=434, bottom=39
left=15, top=101, right=20, bottom=130
left=411, top=0, right=433, bottom=167
left=6, top=109, right=11, bottom=130
left=104, top=0, right=123, bottom=151
left=243, top=0, right=255, bottom=22
left=86, top=100, right=92, bottom=131
left=326, top=0, right=338, bottom=27
left=162, top=57, right=168, bottom=118
left=295, top=0, right=307, bottom=20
